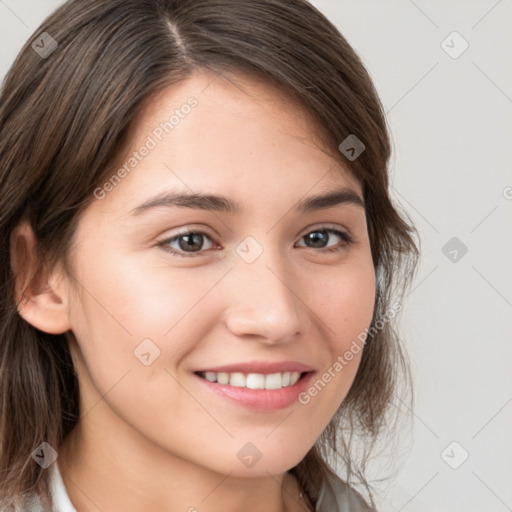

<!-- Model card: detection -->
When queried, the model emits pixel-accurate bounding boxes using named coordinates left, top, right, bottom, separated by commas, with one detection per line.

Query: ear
left=10, top=221, right=72, bottom=334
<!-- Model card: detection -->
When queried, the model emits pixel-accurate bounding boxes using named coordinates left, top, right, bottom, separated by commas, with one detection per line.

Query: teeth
left=204, top=372, right=217, bottom=382
left=264, top=372, right=282, bottom=390
left=229, top=372, right=246, bottom=387
left=290, top=372, right=301, bottom=386
left=217, top=372, right=229, bottom=385
left=199, top=370, right=303, bottom=389
left=246, top=373, right=265, bottom=389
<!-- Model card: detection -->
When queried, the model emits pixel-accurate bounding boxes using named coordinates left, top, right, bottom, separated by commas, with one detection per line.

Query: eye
left=157, top=230, right=216, bottom=258
left=296, top=227, right=354, bottom=253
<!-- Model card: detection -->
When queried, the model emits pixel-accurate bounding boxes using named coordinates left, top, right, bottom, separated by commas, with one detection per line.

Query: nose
left=222, top=246, right=309, bottom=345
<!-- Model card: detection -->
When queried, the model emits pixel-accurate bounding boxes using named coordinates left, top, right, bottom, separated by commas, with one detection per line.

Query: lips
left=192, top=361, right=315, bottom=411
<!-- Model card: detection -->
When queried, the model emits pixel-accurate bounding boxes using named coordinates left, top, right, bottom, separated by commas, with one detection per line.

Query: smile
left=193, top=369, right=315, bottom=412
left=196, top=371, right=303, bottom=390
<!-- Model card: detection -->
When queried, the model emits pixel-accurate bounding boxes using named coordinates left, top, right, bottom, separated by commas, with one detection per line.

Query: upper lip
left=194, top=361, right=315, bottom=375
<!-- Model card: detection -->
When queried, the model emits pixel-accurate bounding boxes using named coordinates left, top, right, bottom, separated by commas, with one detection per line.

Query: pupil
left=307, top=231, right=327, bottom=248
left=179, top=233, right=203, bottom=252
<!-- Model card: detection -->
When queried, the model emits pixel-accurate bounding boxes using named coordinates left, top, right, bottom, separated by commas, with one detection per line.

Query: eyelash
left=157, top=226, right=354, bottom=258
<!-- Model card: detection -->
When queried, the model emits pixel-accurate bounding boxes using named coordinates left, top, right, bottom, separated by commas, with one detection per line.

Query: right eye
left=157, top=230, right=217, bottom=258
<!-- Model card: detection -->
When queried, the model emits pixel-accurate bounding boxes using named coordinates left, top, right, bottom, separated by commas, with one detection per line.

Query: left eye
left=296, top=228, right=353, bottom=251
left=157, top=227, right=353, bottom=258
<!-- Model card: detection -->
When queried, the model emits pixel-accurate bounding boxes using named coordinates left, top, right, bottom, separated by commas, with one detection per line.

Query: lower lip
left=193, top=372, right=315, bottom=412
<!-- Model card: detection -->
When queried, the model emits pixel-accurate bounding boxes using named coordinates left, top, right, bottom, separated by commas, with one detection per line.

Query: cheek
left=67, top=249, right=230, bottom=401
left=298, top=257, right=375, bottom=421
left=312, top=255, right=376, bottom=350
left=71, top=248, right=217, bottom=344
left=66, top=251, right=220, bottom=441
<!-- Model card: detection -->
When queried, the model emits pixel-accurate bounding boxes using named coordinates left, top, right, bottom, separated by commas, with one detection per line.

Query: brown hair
left=0, top=0, right=419, bottom=509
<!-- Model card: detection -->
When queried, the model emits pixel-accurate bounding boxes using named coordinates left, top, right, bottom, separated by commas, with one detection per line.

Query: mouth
left=192, top=369, right=315, bottom=412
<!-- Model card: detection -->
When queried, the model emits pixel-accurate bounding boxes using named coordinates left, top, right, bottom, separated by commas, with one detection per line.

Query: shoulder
left=316, top=470, right=377, bottom=512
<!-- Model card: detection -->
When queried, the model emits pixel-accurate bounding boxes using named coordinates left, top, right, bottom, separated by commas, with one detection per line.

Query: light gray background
left=1, top=1, right=511, bottom=511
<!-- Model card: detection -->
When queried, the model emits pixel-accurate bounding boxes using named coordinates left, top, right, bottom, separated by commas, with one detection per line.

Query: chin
left=216, top=438, right=310, bottom=478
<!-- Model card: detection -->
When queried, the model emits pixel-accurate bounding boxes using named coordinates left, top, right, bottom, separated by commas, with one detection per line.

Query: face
left=56, top=70, right=376, bottom=477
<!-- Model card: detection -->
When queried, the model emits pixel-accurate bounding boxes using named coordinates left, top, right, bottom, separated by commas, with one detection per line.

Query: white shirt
left=21, top=460, right=375, bottom=511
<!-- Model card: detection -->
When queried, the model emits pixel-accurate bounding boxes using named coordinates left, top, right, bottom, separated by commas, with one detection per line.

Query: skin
left=12, top=70, right=376, bottom=512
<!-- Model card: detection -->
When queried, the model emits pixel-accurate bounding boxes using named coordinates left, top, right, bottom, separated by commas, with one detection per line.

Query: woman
left=0, top=0, right=419, bottom=510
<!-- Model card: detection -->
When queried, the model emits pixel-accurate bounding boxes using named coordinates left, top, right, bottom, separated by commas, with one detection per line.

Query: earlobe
left=10, top=221, right=72, bottom=335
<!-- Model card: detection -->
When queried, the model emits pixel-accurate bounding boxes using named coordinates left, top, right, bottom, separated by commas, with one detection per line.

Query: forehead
left=131, top=70, right=354, bottom=167
left=92, top=70, right=362, bottom=218
left=138, top=70, right=325, bottom=140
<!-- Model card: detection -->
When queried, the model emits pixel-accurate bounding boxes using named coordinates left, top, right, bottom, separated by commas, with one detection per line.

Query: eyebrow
left=129, top=187, right=365, bottom=216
